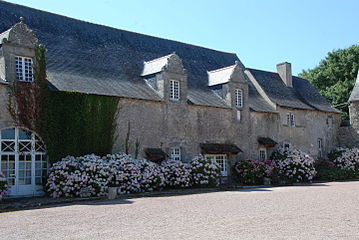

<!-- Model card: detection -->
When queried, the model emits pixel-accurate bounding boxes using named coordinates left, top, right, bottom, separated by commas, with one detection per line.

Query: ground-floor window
left=205, top=154, right=228, bottom=176
left=170, top=147, right=181, bottom=161
left=0, top=127, right=47, bottom=196
left=259, top=148, right=267, bottom=160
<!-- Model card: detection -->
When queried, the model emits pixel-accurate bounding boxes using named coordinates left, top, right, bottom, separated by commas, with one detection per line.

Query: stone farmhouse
left=0, top=2, right=343, bottom=196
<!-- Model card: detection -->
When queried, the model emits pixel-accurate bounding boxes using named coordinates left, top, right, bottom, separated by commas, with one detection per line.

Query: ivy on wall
left=8, top=45, right=119, bottom=163
left=43, top=91, right=119, bottom=163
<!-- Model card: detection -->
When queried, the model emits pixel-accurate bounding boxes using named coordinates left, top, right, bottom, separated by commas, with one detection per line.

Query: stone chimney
left=276, top=62, right=292, bottom=87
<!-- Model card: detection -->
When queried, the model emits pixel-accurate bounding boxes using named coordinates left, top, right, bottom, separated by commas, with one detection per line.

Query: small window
left=284, top=143, right=291, bottom=150
left=170, top=147, right=181, bottom=161
left=169, top=80, right=180, bottom=100
left=234, top=89, right=243, bottom=108
left=286, top=113, right=295, bottom=127
left=259, top=148, right=266, bottom=160
left=318, top=138, right=323, bottom=158
left=16, top=56, right=33, bottom=82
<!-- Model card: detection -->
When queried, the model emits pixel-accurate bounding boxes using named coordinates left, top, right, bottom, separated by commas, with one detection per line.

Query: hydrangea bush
left=0, top=171, right=9, bottom=196
left=270, top=144, right=316, bottom=183
left=331, top=147, right=359, bottom=172
left=190, top=156, right=220, bottom=187
left=161, top=160, right=192, bottom=188
left=46, top=153, right=220, bottom=198
left=234, top=159, right=276, bottom=185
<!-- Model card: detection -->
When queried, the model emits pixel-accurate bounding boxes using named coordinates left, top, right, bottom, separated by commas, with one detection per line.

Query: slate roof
left=349, top=71, right=359, bottom=102
left=258, top=137, right=278, bottom=147
left=200, top=143, right=242, bottom=154
left=247, top=68, right=340, bottom=113
left=0, top=1, right=241, bottom=106
left=0, top=1, right=338, bottom=114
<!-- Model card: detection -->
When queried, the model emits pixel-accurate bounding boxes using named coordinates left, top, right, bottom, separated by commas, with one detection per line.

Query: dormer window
left=234, top=89, right=243, bottom=108
left=169, top=79, right=180, bottom=100
left=16, top=56, right=33, bottom=82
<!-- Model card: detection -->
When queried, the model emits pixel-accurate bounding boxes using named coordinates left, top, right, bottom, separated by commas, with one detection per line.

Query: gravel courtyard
left=1, top=181, right=359, bottom=240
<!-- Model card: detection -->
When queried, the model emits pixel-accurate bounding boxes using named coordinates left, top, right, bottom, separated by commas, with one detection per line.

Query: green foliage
left=299, top=45, right=359, bottom=120
left=42, top=91, right=119, bottom=163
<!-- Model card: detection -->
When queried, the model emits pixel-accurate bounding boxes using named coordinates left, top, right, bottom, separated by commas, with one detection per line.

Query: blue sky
left=5, top=0, right=359, bottom=74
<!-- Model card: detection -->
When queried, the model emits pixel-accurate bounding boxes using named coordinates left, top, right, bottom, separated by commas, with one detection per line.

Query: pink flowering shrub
left=332, top=147, right=359, bottom=172
left=271, top=144, right=316, bottom=183
left=190, top=156, right=220, bottom=187
left=0, top=171, right=10, bottom=196
left=161, top=160, right=192, bottom=188
left=46, top=153, right=220, bottom=198
left=235, top=159, right=276, bottom=185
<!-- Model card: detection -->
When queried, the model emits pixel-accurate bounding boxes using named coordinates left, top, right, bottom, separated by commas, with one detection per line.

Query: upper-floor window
left=169, top=80, right=180, bottom=100
left=286, top=113, right=295, bottom=127
left=170, top=147, right=181, bottom=161
left=234, top=89, right=243, bottom=108
left=16, top=56, right=33, bottom=82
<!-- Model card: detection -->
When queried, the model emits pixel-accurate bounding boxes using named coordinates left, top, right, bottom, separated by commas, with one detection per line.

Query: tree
left=299, top=45, right=359, bottom=120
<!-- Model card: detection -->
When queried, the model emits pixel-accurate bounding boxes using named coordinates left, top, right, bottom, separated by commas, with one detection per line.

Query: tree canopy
left=299, top=45, right=359, bottom=120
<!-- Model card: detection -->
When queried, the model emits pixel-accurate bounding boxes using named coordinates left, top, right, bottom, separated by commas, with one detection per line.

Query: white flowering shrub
left=0, top=171, right=10, bottom=196
left=135, top=159, right=165, bottom=192
left=190, top=156, right=220, bottom=187
left=47, top=153, right=221, bottom=198
left=161, top=160, right=193, bottom=188
left=271, top=144, right=316, bottom=183
left=331, top=147, right=359, bottom=172
left=104, top=153, right=142, bottom=194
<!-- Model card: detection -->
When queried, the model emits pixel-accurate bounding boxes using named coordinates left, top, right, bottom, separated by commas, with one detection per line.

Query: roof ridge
left=247, top=67, right=304, bottom=79
left=1, top=1, right=238, bottom=57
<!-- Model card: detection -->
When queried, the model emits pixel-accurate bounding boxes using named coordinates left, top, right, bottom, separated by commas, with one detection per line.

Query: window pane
left=19, top=129, right=32, bottom=140
left=1, top=128, right=15, bottom=139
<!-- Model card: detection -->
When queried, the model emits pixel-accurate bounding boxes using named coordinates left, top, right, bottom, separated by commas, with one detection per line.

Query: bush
left=161, top=160, right=193, bottom=188
left=332, top=148, right=359, bottom=174
left=46, top=153, right=220, bottom=198
left=234, top=159, right=276, bottom=185
left=0, top=171, right=9, bottom=196
left=270, top=144, right=316, bottom=183
left=315, top=148, right=359, bottom=180
left=190, top=156, right=220, bottom=187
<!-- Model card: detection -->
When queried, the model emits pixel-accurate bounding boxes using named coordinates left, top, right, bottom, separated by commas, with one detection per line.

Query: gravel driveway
left=1, top=181, right=359, bottom=240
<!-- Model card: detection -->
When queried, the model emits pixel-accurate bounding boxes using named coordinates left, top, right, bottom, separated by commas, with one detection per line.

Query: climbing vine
left=7, top=45, right=119, bottom=163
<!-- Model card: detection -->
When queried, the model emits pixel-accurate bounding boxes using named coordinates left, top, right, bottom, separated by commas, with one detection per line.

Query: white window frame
left=170, top=147, right=181, bottom=161
left=234, top=89, right=243, bottom=108
left=287, top=113, right=295, bottom=127
left=259, top=148, right=267, bottom=160
left=15, top=56, right=33, bottom=82
left=205, top=154, right=228, bottom=176
left=169, top=79, right=180, bottom=100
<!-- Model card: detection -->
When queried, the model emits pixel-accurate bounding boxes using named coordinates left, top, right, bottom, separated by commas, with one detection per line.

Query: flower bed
left=46, top=153, right=220, bottom=198
left=234, top=159, right=275, bottom=185
left=0, top=171, right=9, bottom=197
left=270, top=144, right=316, bottom=183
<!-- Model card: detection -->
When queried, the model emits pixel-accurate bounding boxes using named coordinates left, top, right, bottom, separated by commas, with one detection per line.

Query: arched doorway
left=0, top=127, right=47, bottom=196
